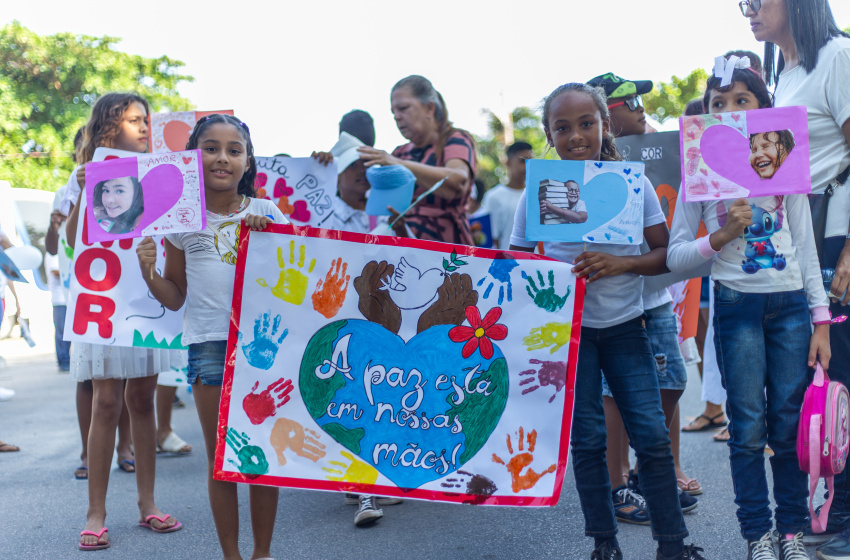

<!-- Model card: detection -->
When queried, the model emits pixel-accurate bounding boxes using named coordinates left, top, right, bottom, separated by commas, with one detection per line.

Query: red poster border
left=214, top=224, right=585, bottom=506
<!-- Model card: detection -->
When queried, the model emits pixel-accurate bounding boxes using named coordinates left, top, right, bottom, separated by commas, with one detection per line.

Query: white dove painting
left=380, top=257, right=446, bottom=310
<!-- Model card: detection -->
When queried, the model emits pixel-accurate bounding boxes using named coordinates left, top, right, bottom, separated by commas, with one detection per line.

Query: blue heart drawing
left=623, top=168, right=631, bottom=175
left=628, top=179, right=633, bottom=183
left=635, top=173, right=642, bottom=178
left=628, top=236, right=633, bottom=243
left=587, top=236, right=595, bottom=241
left=299, top=320, right=509, bottom=490
left=633, top=188, right=640, bottom=194
left=604, top=233, right=611, bottom=240
left=594, top=162, right=603, bottom=168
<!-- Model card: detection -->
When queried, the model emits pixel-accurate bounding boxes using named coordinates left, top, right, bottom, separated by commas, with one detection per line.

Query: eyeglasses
left=566, top=187, right=580, bottom=193
left=738, top=0, right=761, bottom=16
left=607, top=96, right=643, bottom=112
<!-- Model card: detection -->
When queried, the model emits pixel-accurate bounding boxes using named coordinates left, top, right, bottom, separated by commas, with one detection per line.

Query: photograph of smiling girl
left=748, top=130, right=795, bottom=179
left=93, top=175, right=144, bottom=234
left=538, top=179, right=588, bottom=225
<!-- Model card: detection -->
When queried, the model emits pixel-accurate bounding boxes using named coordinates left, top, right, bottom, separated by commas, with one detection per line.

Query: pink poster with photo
left=679, top=105, right=811, bottom=202
left=84, top=150, right=206, bottom=242
left=149, top=110, right=234, bottom=153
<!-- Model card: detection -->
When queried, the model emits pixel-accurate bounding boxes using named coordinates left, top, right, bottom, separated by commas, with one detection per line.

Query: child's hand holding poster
left=679, top=105, right=811, bottom=202
left=149, top=110, right=235, bottom=153
left=215, top=225, right=585, bottom=506
left=84, top=150, right=206, bottom=242
left=525, top=159, right=644, bottom=244
left=254, top=156, right=337, bottom=227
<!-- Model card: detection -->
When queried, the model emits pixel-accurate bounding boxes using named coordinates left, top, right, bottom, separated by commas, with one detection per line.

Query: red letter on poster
left=73, top=293, right=116, bottom=338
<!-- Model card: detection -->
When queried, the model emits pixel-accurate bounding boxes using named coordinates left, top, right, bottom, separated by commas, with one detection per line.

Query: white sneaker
left=345, top=493, right=403, bottom=506
left=774, top=531, right=809, bottom=560
left=354, top=495, right=383, bottom=527
left=0, top=387, right=15, bottom=401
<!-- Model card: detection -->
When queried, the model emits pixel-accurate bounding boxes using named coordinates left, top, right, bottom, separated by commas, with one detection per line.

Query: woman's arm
left=137, top=237, right=187, bottom=311
left=540, top=201, right=587, bottom=223
left=826, top=119, right=850, bottom=305
left=358, top=147, right=470, bottom=199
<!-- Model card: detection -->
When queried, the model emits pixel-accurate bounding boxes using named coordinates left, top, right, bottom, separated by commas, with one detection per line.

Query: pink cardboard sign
left=84, top=150, right=206, bottom=242
left=679, top=105, right=811, bottom=202
left=149, top=110, right=234, bottom=153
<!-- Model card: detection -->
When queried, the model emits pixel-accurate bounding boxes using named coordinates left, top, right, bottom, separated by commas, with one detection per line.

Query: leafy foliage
left=474, top=106, right=558, bottom=191
left=643, top=68, right=709, bottom=124
left=0, top=21, right=194, bottom=191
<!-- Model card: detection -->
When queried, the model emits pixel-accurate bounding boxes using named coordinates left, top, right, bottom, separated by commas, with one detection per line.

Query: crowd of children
left=9, top=1, right=848, bottom=558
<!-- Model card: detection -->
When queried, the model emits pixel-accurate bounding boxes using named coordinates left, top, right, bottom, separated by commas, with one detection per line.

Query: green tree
left=0, top=21, right=194, bottom=191
left=474, top=106, right=557, bottom=192
left=643, top=68, right=709, bottom=123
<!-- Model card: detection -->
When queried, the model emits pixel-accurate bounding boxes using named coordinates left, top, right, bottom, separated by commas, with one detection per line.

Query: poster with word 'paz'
left=254, top=157, right=338, bottom=228
left=149, top=110, right=235, bottom=154
left=526, top=159, right=645, bottom=244
left=215, top=225, right=585, bottom=506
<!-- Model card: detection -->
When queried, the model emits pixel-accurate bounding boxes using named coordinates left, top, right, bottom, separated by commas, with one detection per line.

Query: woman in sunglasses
left=741, top=0, right=850, bottom=558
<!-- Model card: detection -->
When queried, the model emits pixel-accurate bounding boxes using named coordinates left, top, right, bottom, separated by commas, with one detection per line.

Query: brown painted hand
left=417, top=272, right=478, bottom=333
left=353, top=260, right=401, bottom=333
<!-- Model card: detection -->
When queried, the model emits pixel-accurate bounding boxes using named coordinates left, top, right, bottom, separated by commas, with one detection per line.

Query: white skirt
left=69, top=342, right=181, bottom=381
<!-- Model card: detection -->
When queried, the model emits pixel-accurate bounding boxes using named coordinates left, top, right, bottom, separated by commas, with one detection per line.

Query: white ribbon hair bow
left=713, top=55, right=752, bottom=87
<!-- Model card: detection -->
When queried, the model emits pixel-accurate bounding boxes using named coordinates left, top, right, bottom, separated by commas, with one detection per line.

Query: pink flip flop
left=79, top=527, right=109, bottom=551
left=139, top=514, right=183, bottom=534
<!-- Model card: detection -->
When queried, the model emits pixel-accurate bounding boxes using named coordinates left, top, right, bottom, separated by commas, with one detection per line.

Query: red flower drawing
left=449, top=306, right=508, bottom=359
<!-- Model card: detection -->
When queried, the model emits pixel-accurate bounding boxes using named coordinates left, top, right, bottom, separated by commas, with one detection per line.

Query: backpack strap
left=810, top=414, right=834, bottom=533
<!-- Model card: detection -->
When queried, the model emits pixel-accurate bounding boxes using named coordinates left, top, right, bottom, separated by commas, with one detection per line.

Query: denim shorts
left=601, top=302, right=688, bottom=396
left=187, top=340, right=228, bottom=386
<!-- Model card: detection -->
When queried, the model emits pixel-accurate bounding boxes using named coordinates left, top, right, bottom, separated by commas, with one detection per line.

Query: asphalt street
left=0, top=331, right=821, bottom=560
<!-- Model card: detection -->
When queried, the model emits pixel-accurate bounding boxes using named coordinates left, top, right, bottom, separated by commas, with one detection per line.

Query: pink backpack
left=798, top=363, right=850, bottom=533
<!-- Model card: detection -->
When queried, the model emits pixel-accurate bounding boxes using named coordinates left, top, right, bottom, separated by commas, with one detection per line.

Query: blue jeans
left=713, top=282, right=810, bottom=540
left=53, top=305, right=71, bottom=368
left=572, top=316, right=687, bottom=541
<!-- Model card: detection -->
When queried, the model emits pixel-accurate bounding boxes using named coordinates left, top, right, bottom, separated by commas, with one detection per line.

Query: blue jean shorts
left=601, top=302, right=688, bottom=396
left=187, top=340, right=228, bottom=386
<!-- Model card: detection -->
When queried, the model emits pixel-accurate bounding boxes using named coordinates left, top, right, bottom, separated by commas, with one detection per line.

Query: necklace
left=207, top=195, right=248, bottom=218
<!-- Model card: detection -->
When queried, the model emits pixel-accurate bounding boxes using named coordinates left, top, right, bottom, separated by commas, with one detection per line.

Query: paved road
left=0, top=333, right=820, bottom=560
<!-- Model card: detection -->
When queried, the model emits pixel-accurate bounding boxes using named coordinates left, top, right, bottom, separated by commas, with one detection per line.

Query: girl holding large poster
left=62, top=93, right=183, bottom=551
left=510, top=82, right=705, bottom=560
left=137, top=114, right=289, bottom=560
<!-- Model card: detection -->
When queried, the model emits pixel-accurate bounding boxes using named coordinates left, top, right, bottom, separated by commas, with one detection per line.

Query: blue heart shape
left=594, top=162, right=603, bottom=168
left=623, top=168, right=631, bottom=175
left=587, top=236, right=595, bottom=241
left=628, top=179, right=633, bottom=183
left=300, top=320, right=509, bottom=490
left=635, top=173, right=641, bottom=178
left=628, top=236, right=633, bottom=243
left=605, top=233, right=611, bottom=240
left=633, top=188, right=640, bottom=194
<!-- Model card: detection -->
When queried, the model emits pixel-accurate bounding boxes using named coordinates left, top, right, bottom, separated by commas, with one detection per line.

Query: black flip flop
left=682, top=412, right=727, bottom=432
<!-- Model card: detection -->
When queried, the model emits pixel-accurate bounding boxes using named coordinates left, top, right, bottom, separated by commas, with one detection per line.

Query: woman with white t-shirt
left=742, top=0, right=850, bottom=555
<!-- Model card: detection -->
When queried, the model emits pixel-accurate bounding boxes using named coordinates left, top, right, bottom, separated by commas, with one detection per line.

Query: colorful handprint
left=242, top=378, right=293, bottom=425
left=225, top=428, right=269, bottom=477
left=269, top=417, right=327, bottom=466
left=323, top=450, right=379, bottom=484
left=241, top=311, right=288, bottom=370
left=476, top=256, right=518, bottom=305
left=522, top=322, right=571, bottom=354
left=257, top=240, right=316, bottom=305
left=312, top=258, right=351, bottom=319
left=519, top=359, right=568, bottom=403
left=523, top=270, right=571, bottom=312
left=492, top=427, right=556, bottom=493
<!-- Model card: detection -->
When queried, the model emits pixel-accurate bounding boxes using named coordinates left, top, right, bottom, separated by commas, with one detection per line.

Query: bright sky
left=7, top=1, right=850, bottom=158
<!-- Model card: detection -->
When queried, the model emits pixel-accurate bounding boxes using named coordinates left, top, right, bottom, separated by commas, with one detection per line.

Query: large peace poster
left=215, top=225, right=585, bottom=506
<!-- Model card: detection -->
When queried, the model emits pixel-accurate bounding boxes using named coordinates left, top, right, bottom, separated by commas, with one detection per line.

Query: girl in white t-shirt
left=137, top=114, right=287, bottom=560
left=64, top=93, right=181, bottom=551
left=668, top=59, right=829, bottom=558
left=510, top=82, right=703, bottom=560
